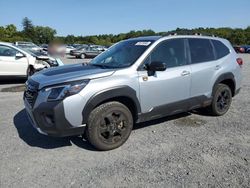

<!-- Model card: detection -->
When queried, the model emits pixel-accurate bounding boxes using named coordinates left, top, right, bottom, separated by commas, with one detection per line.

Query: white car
left=0, top=42, right=62, bottom=78
left=15, top=41, right=44, bottom=52
left=65, top=46, right=75, bottom=54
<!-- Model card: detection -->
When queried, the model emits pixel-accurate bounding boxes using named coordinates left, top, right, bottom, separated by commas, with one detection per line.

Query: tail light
left=237, top=58, right=243, bottom=67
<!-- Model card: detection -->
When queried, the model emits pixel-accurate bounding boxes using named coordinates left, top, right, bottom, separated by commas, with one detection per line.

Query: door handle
left=181, top=70, right=190, bottom=76
left=215, top=65, right=221, bottom=70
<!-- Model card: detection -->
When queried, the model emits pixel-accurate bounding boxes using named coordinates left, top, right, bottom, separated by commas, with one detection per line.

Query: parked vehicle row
left=15, top=41, right=44, bottom=52
left=69, top=45, right=104, bottom=59
left=234, top=45, right=250, bottom=53
left=24, top=35, right=242, bottom=151
left=40, top=43, right=108, bottom=57
left=0, top=42, right=62, bottom=78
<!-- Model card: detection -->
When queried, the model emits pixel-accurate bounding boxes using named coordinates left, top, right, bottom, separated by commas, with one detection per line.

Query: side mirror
left=16, top=53, right=25, bottom=58
left=146, top=61, right=167, bottom=72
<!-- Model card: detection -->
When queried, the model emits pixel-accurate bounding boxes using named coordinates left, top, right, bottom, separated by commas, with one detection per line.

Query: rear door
left=0, top=45, right=28, bottom=76
left=187, top=38, right=217, bottom=98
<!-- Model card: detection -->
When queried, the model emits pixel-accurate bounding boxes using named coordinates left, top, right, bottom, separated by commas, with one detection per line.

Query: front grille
left=24, top=79, right=39, bottom=107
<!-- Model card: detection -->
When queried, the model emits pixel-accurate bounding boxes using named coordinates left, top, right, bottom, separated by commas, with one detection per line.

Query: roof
left=0, top=42, right=13, bottom=46
left=126, top=34, right=225, bottom=43
left=127, top=36, right=162, bottom=41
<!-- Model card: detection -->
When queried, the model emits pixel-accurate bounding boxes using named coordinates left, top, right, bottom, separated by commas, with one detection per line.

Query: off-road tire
left=209, top=83, right=232, bottom=116
left=86, top=101, right=133, bottom=151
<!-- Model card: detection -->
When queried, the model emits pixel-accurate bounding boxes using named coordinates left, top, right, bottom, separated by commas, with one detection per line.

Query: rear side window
left=188, top=38, right=215, bottom=64
left=212, top=40, right=230, bottom=59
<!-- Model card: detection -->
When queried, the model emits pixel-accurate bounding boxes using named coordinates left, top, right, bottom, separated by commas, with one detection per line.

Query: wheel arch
left=213, top=72, right=236, bottom=97
left=82, top=86, right=141, bottom=124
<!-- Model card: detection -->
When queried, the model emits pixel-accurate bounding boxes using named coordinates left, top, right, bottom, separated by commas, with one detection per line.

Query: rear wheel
left=86, top=101, right=133, bottom=151
left=209, top=83, right=232, bottom=116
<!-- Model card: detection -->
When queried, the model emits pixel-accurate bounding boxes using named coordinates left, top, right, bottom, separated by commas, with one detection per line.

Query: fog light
left=44, top=114, right=55, bottom=127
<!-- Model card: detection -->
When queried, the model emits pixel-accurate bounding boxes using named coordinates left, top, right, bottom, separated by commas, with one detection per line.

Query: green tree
left=64, top=35, right=75, bottom=44
left=22, top=17, right=34, bottom=40
left=33, top=26, right=56, bottom=44
left=22, top=17, right=33, bottom=32
left=4, top=24, right=17, bottom=38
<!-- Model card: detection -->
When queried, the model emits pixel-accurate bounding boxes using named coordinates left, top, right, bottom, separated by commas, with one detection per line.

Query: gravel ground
left=0, top=55, right=249, bottom=187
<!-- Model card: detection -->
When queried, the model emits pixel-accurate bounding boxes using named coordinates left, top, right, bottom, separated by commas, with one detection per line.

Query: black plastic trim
left=235, top=88, right=241, bottom=96
left=137, top=95, right=212, bottom=123
left=212, top=72, right=236, bottom=96
left=32, top=100, right=85, bottom=137
left=82, top=86, right=141, bottom=124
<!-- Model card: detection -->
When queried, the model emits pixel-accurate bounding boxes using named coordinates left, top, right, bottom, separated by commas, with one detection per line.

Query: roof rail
left=168, top=33, right=178, bottom=36
left=163, top=32, right=218, bottom=37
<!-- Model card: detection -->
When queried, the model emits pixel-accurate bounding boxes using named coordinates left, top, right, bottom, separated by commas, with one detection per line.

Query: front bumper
left=24, top=98, right=86, bottom=137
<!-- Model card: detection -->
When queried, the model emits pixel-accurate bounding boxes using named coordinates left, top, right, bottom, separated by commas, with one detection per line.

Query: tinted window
left=90, top=47, right=98, bottom=51
left=147, top=39, right=187, bottom=68
left=212, top=40, right=230, bottom=59
left=188, top=38, right=215, bottom=63
left=0, top=45, right=18, bottom=57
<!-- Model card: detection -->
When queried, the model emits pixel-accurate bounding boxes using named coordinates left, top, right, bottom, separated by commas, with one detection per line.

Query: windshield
left=90, top=40, right=153, bottom=68
left=17, top=46, right=36, bottom=55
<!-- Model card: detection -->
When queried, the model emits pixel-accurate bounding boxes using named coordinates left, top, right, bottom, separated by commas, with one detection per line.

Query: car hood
left=30, top=63, right=116, bottom=89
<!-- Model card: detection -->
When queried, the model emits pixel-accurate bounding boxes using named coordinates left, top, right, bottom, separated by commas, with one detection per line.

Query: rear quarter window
left=188, top=38, right=215, bottom=64
left=212, top=40, right=230, bottom=59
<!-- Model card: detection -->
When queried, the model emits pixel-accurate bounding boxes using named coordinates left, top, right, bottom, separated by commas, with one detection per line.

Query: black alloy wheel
left=86, top=101, right=133, bottom=150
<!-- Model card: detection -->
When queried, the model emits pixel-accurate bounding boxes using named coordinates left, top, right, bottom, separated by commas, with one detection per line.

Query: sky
left=0, top=0, right=249, bottom=36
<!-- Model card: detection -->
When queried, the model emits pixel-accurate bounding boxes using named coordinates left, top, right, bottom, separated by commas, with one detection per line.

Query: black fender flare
left=82, top=86, right=141, bottom=124
left=212, top=72, right=235, bottom=96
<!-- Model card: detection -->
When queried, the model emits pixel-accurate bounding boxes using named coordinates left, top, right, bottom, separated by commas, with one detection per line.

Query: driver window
left=0, top=45, right=18, bottom=57
left=145, top=39, right=187, bottom=68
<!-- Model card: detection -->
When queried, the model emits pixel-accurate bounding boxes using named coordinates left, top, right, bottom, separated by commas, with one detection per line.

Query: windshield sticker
left=135, top=41, right=151, bottom=46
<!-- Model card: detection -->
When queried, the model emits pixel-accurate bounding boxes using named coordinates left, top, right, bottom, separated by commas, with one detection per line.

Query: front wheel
left=80, top=54, right=85, bottom=59
left=86, top=101, right=133, bottom=151
left=209, top=84, right=232, bottom=116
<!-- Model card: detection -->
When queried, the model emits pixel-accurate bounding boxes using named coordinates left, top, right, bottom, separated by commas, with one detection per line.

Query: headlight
left=45, top=80, right=89, bottom=101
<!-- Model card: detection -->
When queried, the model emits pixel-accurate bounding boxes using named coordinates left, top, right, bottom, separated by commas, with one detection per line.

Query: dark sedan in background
left=70, top=45, right=104, bottom=59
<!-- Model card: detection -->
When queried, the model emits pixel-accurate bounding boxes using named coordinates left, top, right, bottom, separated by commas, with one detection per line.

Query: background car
left=65, top=45, right=75, bottom=54
left=0, top=42, right=61, bottom=78
left=233, top=45, right=245, bottom=53
left=241, top=45, right=250, bottom=53
left=70, top=45, right=103, bottom=59
left=40, top=44, right=48, bottom=51
left=15, top=41, right=44, bottom=52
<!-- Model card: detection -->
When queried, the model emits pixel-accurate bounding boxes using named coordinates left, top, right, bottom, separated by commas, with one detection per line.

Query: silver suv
left=23, top=35, right=243, bottom=150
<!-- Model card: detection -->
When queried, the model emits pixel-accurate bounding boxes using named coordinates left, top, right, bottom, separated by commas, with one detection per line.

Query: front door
left=0, top=45, right=28, bottom=76
left=138, top=38, right=191, bottom=115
